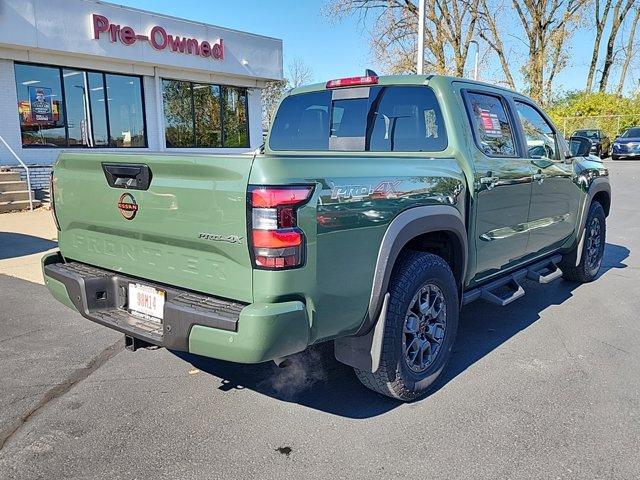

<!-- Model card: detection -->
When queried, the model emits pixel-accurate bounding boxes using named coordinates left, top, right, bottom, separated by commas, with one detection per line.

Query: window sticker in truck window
left=479, top=109, right=503, bottom=138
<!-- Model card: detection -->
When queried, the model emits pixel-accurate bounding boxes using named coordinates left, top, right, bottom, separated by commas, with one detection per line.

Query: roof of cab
left=287, top=74, right=520, bottom=97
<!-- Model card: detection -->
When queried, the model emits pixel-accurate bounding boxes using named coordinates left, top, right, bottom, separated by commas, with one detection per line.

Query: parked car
left=571, top=129, right=610, bottom=158
left=42, top=73, right=611, bottom=401
left=612, top=127, right=640, bottom=160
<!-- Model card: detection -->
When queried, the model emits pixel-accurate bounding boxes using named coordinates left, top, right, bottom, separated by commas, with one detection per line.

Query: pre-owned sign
left=92, top=14, right=224, bottom=61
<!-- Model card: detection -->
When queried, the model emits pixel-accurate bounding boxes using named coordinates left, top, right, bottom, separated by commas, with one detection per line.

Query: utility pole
left=416, top=0, right=425, bottom=74
left=469, top=40, right=479, bottom=80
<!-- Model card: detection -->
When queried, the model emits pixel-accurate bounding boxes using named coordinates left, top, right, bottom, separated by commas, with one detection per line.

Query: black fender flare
left=334, top=205, right=467, bottom=372
left=574, top=177, right=611, bottom=265
left=363, top=204, right=467, bottom=335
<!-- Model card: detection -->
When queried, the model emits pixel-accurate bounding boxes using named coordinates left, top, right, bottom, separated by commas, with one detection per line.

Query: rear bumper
left=42, top=252, right=310, bottom=363
left=612, top=147, right=640, bottom=158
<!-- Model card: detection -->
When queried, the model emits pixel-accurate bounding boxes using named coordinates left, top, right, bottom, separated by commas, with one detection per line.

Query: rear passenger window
left=465, top=92, right=516, bottom=157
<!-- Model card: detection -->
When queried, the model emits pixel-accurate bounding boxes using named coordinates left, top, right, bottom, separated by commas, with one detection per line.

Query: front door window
left=514, top=101, right=559, bottom=161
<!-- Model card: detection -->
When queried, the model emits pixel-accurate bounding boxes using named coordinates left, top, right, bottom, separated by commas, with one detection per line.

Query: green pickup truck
left=43, top=73, right=611, bottom=401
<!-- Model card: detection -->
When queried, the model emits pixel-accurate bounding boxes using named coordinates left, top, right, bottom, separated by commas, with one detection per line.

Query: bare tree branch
left=586, top=0, right=614, bottom=91
left=598, top=0, right=637, bottom=92
left=325, top=0, right=479, bottom=76
left=616, top=6, right=640, bottom=94
left=287, top=57, right=314, bottom=88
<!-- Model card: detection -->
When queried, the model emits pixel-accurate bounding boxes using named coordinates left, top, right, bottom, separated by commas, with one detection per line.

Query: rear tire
left=561, top=201, right=606, bottom=283
left=354, top=251, right=459, bottom=401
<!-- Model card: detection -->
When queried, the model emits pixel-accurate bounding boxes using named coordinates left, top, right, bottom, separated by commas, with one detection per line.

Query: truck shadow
left=174, top=242, right=629, bottom=419
left=0, top=232, right=57, bottom=260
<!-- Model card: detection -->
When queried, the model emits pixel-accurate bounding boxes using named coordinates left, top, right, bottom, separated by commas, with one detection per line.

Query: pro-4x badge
left=118, top=193, right=138, bottom=220
left=198, top=233, right=244, bottom=244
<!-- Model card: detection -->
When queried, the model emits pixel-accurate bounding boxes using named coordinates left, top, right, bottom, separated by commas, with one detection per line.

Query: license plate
left=128, top=283, right=165, bottom=322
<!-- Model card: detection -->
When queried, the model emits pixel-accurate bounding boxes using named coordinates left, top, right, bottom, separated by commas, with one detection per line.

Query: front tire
left=561, top=201, right=606, bottom=283
left=354, top=251, right=459, bottom=401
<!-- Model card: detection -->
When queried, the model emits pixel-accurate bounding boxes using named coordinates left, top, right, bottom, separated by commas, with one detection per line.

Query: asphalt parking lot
left=0, top=160, right=638, bottom=480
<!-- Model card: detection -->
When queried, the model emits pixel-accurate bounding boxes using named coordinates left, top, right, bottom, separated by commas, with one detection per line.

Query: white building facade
left=0, top=0, right=283, bottom=172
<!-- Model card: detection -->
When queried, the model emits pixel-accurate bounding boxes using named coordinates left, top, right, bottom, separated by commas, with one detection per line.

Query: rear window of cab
left=269, top=86, right=448, bottom=152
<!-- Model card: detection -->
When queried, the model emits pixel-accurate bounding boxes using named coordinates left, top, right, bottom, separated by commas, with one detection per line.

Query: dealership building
left=0, top=0, right=283, bottom=198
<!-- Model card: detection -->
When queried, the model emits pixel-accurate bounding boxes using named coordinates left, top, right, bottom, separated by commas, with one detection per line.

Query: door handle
left=533, top=172, right=545, bottom=185
left=102, top=163, right=152, bottom=190
left=479, top=175, right=500, bottom=190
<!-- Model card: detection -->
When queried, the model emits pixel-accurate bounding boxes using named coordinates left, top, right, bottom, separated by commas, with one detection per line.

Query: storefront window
left=222, top=86, right=249, bottom=148
left=194, top=84, right=222, bottom=147
left=106, top=74, right=146, bottom=147
left=15, top=64, right=66, bottom=147
left=63, top=69, right=90, bottom=146
left=88, top=72, right=109, bottom=147
left=162, top=79, right=248, bottom=148
left=14, top=62, right=146, bottom=148
left=163, top=80, right=194, bottom=148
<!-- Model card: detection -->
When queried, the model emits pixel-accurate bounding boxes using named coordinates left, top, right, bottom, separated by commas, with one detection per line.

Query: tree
left=585, top=0, right=614, bottom=91
left=287, top=57, right=314, bottom=88
left=616, top=6, right=640, bottom=94
left=438, top=0, right=481, bottom=76
left=478, top=0, right=589, bottom=104
left=545, top=20, right=571, bottom=101
left=261, top=80, right=288, bottom=131
left=329, top=0, right=589, bottom=103
left=261, top=58, right=314, bottom=130
left=547, top=90, right=640, bottom=138
left=476, top=0, right=517, bottom=89
left=325, top=0, right=479, bottom=76
left=598, top=0, right=636, bottom=92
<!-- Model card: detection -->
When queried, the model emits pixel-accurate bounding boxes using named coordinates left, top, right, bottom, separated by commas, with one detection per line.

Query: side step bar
left=463, top=255, right=562, bottom=306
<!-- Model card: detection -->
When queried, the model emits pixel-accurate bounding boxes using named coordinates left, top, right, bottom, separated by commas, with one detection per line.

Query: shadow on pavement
left=0, top=232, right=57, bottom=260
left=174, top=243, right=629, bottom=419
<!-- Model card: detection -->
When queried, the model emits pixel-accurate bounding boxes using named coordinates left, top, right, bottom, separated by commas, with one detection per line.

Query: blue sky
left=112, top=0, right=638, bottom=95
left=113, top=0, right=370, bottom=82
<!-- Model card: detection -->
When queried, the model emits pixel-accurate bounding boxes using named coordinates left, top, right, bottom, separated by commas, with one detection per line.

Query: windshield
left=621, top=128, right=640, bottom=138
left=269, top=86, right=448, bottom=152
left=573, top=130, right=599, bottom=139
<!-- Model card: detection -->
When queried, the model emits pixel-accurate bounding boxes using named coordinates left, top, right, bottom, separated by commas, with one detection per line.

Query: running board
left=526, top=257, right=563, bottom=284
left=463, top=255, right=562, bottom=306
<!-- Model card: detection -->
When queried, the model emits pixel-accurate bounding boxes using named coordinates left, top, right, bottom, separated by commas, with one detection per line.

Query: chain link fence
left=555, top=114, right=640, bottom=140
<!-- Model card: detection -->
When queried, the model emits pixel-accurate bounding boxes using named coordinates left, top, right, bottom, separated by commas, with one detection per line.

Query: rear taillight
left=50, top=171, right=60, bottom=231
left=248, top=185, right=314, bottom=269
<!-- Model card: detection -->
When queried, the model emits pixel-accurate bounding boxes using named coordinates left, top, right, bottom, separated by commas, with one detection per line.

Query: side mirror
left=567, top=136, right=592, bottom=158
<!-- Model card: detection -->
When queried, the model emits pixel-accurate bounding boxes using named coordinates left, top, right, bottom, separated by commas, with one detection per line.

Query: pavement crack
left=0, top=328, right=47, bottom=344
left=555, top=325, right=588, bottom=378
left=0, top=338, right=124, bottom=451
left=599, top=340, right=633, bottom=356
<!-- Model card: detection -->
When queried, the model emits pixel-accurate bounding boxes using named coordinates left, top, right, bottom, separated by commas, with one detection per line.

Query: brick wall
left=5, top=164, right=52, bottom=201
left=12, top=164, right=51, bottom=189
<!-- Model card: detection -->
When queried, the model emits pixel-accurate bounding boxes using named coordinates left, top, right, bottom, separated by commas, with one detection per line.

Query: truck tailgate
left=53, top=152, right=254, bottom=303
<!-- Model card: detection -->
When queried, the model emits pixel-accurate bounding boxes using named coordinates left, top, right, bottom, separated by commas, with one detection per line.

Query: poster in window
left=29, top=86, right=53, bottom=124
left=479, top=108, right=502, bottom=138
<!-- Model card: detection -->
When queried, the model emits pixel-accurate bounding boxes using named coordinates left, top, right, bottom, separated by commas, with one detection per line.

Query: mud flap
left=334, top=293, right=390, bottom=373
